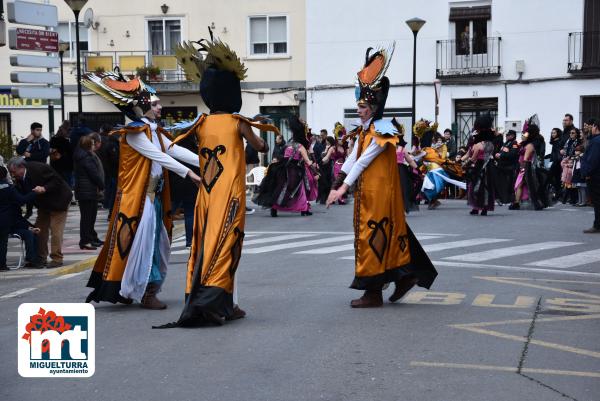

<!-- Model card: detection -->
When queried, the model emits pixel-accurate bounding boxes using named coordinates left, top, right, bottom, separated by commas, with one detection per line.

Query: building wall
left=306, top=0, right=597, bottom=140
left=1, top=0, right=305, bottom=141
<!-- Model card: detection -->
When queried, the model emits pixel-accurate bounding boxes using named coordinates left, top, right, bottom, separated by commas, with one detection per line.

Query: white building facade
left=1, top=0, right=306, bottom=147
left=306, top=0, right=600, bottom=147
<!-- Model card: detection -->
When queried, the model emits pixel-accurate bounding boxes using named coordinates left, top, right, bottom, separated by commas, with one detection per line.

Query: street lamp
left=64, top=0, right=88, bottom=120
left=406, top=17, right=426, bottom=132
left=58, top=42, right=70, bottom=123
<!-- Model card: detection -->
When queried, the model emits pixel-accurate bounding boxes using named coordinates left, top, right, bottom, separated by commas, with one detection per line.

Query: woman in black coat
left=74, top=135, right=105, bottom=250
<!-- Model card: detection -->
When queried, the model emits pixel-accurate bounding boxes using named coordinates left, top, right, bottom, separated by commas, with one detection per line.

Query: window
left=249, top=16, right=288, bottom=56
left=148, top=19, right=181, bottom=55
left=450, top=5, right=490, bottom=55
left=56, top=22, right=89, bottom=59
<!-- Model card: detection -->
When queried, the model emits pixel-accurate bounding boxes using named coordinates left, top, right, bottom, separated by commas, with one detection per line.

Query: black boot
left=270, top=208, right=278, bottom=217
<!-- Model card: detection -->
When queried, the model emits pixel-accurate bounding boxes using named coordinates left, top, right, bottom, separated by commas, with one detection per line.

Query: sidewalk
left=1, top=205, right=184, bottom=278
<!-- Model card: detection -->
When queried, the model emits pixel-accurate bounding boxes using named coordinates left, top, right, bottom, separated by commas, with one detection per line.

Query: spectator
left=572, top=145, right=588, bottom=207
left=74, top=135, right=105, bottom=250
left=69, top=118, right=93, bottom=153
left=561, top=113, right=575, bottom=146
left=95, top=123, right=119, bottom=213
left=271, top=134, right=286, bottom=162
left=0, top=166, right=45, bottom=270
left=49, top=120, right=74, bottom=186
left=16, top=122, right=50, bottom=163
left=443, top=128, right=457, bottom=159
left=548, top=128, right=563, bottom=199
left=581, top=118, right=600, bottom=233
left=312, top=129, right=328, bottom=166
left=7, top=157, right=73, bottom=268
left=562, top=127, right=581, bottom=158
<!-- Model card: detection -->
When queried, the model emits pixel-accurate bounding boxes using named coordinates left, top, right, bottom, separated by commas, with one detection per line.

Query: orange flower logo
left=21, top=308, right=72, bottom=353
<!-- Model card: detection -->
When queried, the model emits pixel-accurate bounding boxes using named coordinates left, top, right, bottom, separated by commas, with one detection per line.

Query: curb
left=51, top=224, right=187, bottom=277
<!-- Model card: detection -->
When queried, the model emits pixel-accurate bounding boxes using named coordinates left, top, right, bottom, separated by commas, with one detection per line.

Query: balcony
left=436, top=37, right=501, bottom=79
left=568, top=31, right=600, bottom=73
left=82, top=50, right=197, bottom=92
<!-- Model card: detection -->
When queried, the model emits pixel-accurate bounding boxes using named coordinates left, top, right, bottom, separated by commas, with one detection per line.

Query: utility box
left=505, top=120, right=522, bottom=132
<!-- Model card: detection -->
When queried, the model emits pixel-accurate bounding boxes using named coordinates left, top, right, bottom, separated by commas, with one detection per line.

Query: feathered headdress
left=333, top=122, right=346, bottom=139
left=412, top=119, right=438, bottom=138
left=355, top=42, right=395, bottom=121
left=82, top=68, right=159, bottom=121
left=522, top=114, right=540, bottom=134
left=175, top=28, right=246, bottom=113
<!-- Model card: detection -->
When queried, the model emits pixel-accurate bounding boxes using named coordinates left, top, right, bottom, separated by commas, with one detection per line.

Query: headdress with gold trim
left=333, top=122, right=346, bottom=139
left=412, top=119, right=438, bottom=139
left=175, top=28, right=247, bottom=113
left=355, top=42, right=395, bottom=121
left=82, top=67, right=159, bottom=121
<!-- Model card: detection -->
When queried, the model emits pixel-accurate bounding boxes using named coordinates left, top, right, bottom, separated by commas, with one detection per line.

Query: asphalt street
left=1, top=200, right=599, bottom=401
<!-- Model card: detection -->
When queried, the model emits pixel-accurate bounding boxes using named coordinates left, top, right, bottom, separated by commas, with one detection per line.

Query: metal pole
left=59, top=50, right=65, bottom=122
left=411, top=31, right=418, bottom=131
left=74, top=9, right=83, bottom=117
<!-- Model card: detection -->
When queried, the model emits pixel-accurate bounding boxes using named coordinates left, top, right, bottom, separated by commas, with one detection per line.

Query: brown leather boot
left=350, top=290, right=383, bottom=308
left=141, top=283, right=167, bottom=310
left=225, top=305, right=247, bottom=321
left=389, top=276, right=418, bottom=303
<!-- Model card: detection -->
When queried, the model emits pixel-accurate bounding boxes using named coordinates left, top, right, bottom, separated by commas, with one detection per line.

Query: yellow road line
left=474, top=276, right=600, bottom=285
left=410, top=361, right=600, bottom=378
left=475, top=276, right=600, bottom=300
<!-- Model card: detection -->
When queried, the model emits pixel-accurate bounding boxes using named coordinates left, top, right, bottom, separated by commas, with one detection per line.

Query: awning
left=449, top=5, right=491, bottom=21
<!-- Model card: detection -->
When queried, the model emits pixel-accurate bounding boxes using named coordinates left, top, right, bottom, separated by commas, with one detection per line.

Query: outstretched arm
left=240, top=120, right=269, bottom=153
left=161, top=133, right=199, bottom=167
left=126, top=132, right=191, bottom=178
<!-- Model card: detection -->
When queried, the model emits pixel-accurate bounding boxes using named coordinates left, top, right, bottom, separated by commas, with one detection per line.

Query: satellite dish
left=84, top=8, right=94, bottom=28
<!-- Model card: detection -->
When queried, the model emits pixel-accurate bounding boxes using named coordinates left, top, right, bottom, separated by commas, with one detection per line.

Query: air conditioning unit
left=504, top=120, right=522, bottom=132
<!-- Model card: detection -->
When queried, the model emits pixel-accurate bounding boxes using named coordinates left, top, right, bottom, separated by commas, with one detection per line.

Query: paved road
left=1, top=200, right=599, bottom=401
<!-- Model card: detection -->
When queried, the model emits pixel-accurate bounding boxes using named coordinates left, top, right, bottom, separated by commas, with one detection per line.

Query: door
left=583, top=0, right=600, bottom=69
left=454, top=98, right=498, bottom=147
left=581, top=96, right=600, bottom=125
left=259, top=106, right=299, bottom=165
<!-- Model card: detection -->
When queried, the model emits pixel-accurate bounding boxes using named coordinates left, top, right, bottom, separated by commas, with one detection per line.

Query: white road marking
left=295, top=243, right=355, bottom=255
left=245, top=235, right=355, bottom=254
left=53, top=272, right=85, bottom=280
left=423, top=238, right=511, bottom=253
left=433, top=260, right=600, bottom=278
left=527, top=249, right=600, bottom=268
left=243, top=234, right=318, bottom=246
left=295, top=235, right=445, bottom=255
left=0, top=288, right=36, bottom=299
left=171, top=249, right=190, bottom=255
left=444, top=241, right=581, bottom=262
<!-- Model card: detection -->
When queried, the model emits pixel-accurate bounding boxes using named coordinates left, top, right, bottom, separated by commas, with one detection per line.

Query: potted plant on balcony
left=94, top=66, right=106, bottom=74
left=136, top=65, right=161, bottom=81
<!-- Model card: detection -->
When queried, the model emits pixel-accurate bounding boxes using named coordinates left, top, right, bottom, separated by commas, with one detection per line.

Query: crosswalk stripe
left=295, top=243, right=354, bottom=255
left=423, top=238, right=511, bottom=253
left=243, top=234, right=318, bottom=246
left=444, top=241, right=581, bottom=262
left=527, top=249, right=600, bottom=268
left=245, top=235, right=355, bottom=254
left=0, top=288, right=36, bottom=299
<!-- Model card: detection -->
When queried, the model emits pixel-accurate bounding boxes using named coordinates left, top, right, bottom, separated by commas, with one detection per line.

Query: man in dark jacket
left=16, top=122, right=50, bottom=163
left=494, top=130, right=519, bottom=204
left=95, top=124, right=119, bottom=212
left=0, top=166, right=44, bottom=270
left=561, top=113, right=575, bottom=146
left=49, top=121, right=74, bottom=187
left=581, top=118, right=600, bottom=233
left=7, top=157, right=73, bottom=268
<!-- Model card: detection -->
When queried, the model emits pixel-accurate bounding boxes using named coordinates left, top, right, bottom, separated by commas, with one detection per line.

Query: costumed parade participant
left=156, top=34, right=279, bottom=327
left=394, top=124, right=420, bottom=213
left=322, top=125, right=348, bottom=205
left=82, top=70, right=203, bottom=309
left=255, top=116, right=318, bottom=217
left=414, top=119, right=465, bottom=209
left=510, top=116, right=549, bottom=210
left=493, top=129, right=519, bottom=204
left=326, top=43, right=437, bottom=308
left=464, top=114, right=496, bottom=216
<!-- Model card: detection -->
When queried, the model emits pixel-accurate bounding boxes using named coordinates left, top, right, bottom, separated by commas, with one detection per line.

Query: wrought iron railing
left=568, top=31, right=600, bottom=72
left=81, top=50, right=188, bottom=82
left=436, top=37, right=501, bottom=78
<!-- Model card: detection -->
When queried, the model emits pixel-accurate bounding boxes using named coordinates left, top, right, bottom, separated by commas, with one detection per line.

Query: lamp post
left=433, top=78, right=441, bottom=124
left=64, top=0, right=88, bottom=120
left=58, top=42, right=70, bottom=123
left=405, top=17, right=426, bottom=132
